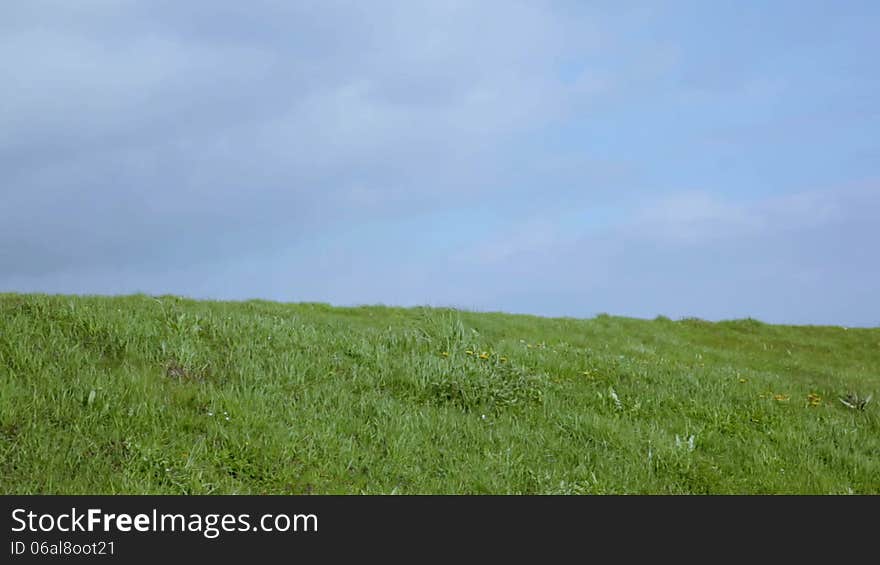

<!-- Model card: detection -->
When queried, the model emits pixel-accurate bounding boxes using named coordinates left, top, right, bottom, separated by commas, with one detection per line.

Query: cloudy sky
left=1, top=1, right=878, bottom=326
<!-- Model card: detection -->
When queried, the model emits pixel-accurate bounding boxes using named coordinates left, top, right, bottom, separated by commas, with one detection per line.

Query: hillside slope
left=1, top=293, right=878, bottom=494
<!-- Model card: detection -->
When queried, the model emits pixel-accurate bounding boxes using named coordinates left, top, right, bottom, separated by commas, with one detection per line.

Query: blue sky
left=1, top=1, right=878, bottom=326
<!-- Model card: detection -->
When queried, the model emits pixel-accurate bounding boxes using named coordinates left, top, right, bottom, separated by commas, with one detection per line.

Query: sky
left=1, top=0, right=878, bottom=326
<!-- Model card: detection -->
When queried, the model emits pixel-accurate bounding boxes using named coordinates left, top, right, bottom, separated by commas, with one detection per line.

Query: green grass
left=1, top=293, right=878, bottom=494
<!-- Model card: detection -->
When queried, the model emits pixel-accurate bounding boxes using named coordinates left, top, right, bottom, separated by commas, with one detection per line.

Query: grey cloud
left=5, top=1, right=874, bottom=328
left=1, top=1, right=606, bottom=278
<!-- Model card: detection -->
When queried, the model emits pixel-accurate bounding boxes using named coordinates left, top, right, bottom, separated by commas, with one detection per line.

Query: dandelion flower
left=773, top=394, right=790, bottom=402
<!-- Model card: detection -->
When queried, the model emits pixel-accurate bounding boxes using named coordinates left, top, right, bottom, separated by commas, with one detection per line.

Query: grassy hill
left=1, top=293, right=877, bottom=494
